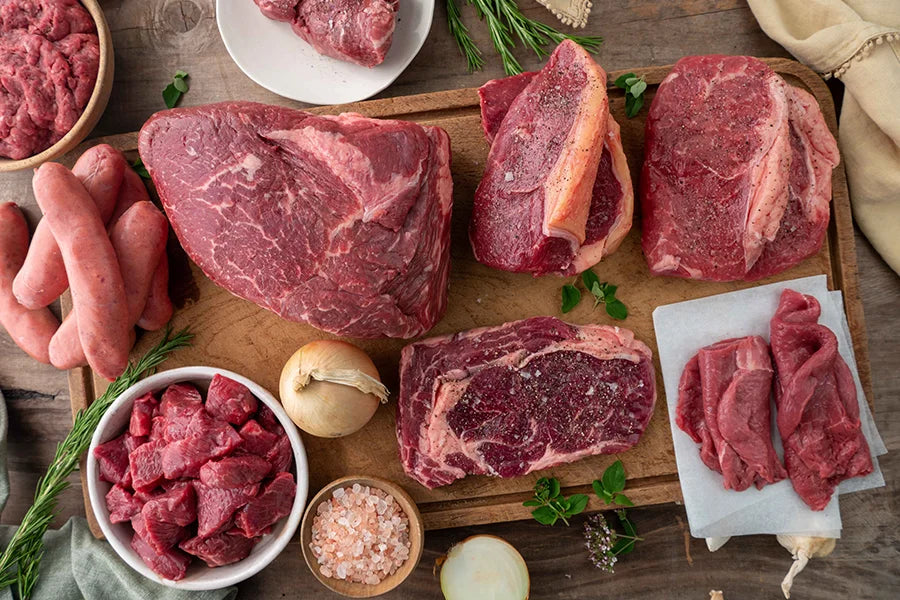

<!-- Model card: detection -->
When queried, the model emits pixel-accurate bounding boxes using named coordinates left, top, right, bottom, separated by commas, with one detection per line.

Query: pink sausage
left=49, top=202, right=168, bottom=369
left=13, top=145, right=127, bottom=309
left=137, top=254, right=173, bottom=331
left=108, top=165, right=150, bottom=229
left=33, top=163, right=131, bottom=380
left=0, top=203, right=60, bottom=363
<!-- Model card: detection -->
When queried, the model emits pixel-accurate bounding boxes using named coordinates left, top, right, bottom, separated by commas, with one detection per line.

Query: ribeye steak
left=478, top=69, right=634, bottom=275
left=138, top=101, right=453, bottom=339
left=677, top=335, right=786, bottom=491
left=470, top=40, right=620, bottom=276
left=252, top=0, right=398, bottom=68
left=397, top=317, right=656, bottom=488
left=641, top=55, right=838, bottom=281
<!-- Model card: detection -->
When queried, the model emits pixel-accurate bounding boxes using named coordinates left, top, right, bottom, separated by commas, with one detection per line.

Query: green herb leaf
left=630, top=79, right=647, bottom=97
left=548, top=477, right=561, bottom=499
left=591, top=480, right=604, bottom=497
left=600, top=283, right=617, bottom=298
left=567, top=494, right=589, bottom=516
left=174, top=69, right=188, bottom=79
left=613, top=493, right=634, bottom=507
left=131, top=158, right=151, bottom=180
left=606, top=299, right=629, bottom=320
left=581, top=269, right=601, bottom=293
left=522, top=499, right=542, bottom=507
left=561, top=284, right=581, bottom=313
left=602, top=460, right=627, bottom=495
left=162, top=83, right=181, bottom=109
left=172, top=77, right=189, bottom=93
left=532, top=506, right=558, bottom=525
left=611, top=537, right=636, bottom=556
left=625, top=93, right=645, bottom=119
left=614, top=73, right=636, bottom=89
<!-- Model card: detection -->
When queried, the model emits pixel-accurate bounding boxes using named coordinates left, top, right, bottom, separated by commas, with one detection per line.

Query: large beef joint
left=677, top=336, right=787, bottom=491
left=397, top=317, right=656, bottom=489
left=470, top=41, right=629, bottom=276
left=770, top=289, right=872, bottom=510
left=641, top=55, right=839, bottom=282
left=138, top=101, right=453, bottom=339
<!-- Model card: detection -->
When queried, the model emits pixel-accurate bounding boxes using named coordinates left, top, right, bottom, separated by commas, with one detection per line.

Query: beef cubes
left=95, top=375, right=296, bottom=581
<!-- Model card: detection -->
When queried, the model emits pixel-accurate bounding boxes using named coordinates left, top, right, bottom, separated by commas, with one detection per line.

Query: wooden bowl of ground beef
left=0, top=0, right=114, bottom=171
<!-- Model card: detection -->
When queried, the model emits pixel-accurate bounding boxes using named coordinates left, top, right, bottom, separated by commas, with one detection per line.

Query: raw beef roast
left=470, top=41, right=617, bottom=276
left=770, top=289, right=872, bottom=510
left=478, top=70, right=633, bottom=274
left=138, top=101, right=453, bottom=339
left=641, top=55, right=838, bottom=281
left=252, top=0, right=398, bottom=67
left=677, top=336, right=786, bottom=491
left=397, top=317, right=656, bottom=488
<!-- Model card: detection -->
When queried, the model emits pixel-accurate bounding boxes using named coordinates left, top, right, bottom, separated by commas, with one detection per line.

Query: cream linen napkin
left=747, top=0, right=900, bottom=275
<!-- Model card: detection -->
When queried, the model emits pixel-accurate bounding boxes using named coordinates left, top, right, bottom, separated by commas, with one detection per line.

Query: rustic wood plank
left=1, top=2, right=897, bottom=598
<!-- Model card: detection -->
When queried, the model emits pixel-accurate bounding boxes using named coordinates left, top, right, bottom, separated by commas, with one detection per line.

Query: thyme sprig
left=0, top=327, right=193, bottom=598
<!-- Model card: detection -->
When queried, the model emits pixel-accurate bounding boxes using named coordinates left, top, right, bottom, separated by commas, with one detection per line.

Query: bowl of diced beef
left=86, top=366, right=309, bottom=590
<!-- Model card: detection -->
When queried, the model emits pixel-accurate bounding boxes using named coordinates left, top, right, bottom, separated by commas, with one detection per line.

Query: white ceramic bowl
left=86, top=366, right=309, bottom=591
left=215, top=0, right=434, bottom=105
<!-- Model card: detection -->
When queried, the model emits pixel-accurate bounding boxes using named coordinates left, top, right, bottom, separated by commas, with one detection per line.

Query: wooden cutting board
left=65, top=58, right=871, bottom=538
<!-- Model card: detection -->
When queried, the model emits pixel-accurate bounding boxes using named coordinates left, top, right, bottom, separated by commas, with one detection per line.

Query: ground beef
left=0, top=0, right=99, bottom=160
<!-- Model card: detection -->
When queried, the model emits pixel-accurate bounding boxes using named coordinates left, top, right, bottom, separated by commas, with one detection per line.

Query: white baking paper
left=652, top=275, right=886, bottom=539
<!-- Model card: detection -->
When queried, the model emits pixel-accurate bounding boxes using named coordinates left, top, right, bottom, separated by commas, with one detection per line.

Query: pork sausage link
left=0, top=203, right=59, bottom=363
left=33, top=163, right=131, bottom=380
left=107, top=164, right=150, bottom=229
left=12, top=145, right=127, bottom=309
left=136, top=254, right=173, bottom=331
left=49, top=202, right=168, bottom=368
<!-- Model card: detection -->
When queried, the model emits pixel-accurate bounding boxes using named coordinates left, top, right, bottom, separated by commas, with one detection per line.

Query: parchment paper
left=652, top=276, right=886, bottom=539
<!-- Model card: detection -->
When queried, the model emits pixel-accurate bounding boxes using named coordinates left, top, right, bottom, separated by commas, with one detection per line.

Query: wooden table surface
left=1, top=1, right=897, bottom=598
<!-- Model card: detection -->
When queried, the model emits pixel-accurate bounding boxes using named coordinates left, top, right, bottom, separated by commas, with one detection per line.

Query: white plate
left=216, top=0, right=434, bottom=105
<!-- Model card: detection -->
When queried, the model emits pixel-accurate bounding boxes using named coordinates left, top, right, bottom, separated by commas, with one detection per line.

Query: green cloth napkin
left=0, top=390, right=237, bottom=600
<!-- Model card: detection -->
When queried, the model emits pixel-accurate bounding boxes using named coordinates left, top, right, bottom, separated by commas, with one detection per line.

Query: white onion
left=440, top=535, right=530, bottom=600
left=278, top=340, right=388, bottom=438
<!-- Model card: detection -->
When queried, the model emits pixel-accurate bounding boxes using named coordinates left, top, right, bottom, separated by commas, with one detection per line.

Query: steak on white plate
left=138, top=101, right=453, bottom=339
left=252, top=0, right=398, bottom=68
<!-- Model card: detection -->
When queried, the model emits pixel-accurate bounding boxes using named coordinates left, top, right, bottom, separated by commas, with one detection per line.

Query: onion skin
left=279, top=340, right=383, bottom=438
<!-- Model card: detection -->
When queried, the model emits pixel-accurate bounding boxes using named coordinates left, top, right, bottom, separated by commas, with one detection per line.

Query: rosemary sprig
left=447, top=0, right=604, bottom=75
left=0, top=327, right=193, bottom=598
left=447, top=0, right=485, bottom=72
left=468, top=0, right=522, bottom=75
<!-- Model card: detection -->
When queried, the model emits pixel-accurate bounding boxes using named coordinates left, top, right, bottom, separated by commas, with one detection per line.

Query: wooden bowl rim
left=300, top=475, right=425, bottom=598
left=0, top=0, right=114, bottom=172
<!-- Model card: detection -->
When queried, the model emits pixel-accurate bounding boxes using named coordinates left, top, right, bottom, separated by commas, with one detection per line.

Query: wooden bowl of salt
left=300, top=475, right=424, bottom=598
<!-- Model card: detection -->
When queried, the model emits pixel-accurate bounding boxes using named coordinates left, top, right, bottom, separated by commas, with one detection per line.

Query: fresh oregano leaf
left=131, top=158, right=150, bottom=180
left=561, top=284, right=581, bottom=313
left=567, top=494, right=589, bottom=516
left=606, top=299, right=629, bottom=320
left=522, top=499, right=542, bottom=507
left=601, top=283, right=618, bottom=299
left=174, top=69, right=188, bottom=79
left=172, top=77, right=189, bottom=93
left=614, top=72, right=635, bottom=89
left=630, top=79, right=647, bottom=97
left=591, top=282, right=605, bottom=308
left=625, top=93, right=645, bottom=118
left=602, top=460, right=627, bottom=495
left=614, top=493, right=634, bottom=507
left=548, top=478, right=561, bottom=499
left=581, top=269, right=601, bottom=294
left=532, top=506, right=558, bottom=526
left=162, top=83, right=181, bottom=109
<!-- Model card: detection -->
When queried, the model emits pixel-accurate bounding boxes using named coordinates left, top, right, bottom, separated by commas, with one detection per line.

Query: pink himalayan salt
left=310, top=484, right=411, bottom=585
